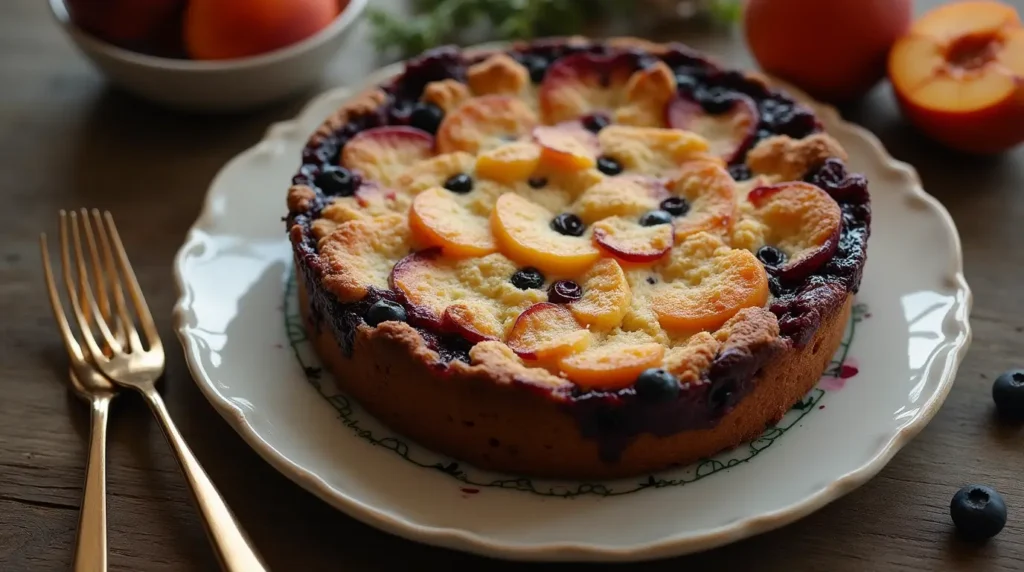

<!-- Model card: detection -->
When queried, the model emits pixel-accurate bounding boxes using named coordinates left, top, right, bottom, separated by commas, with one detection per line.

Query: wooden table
left=3, top=0, right=1024, bottom=570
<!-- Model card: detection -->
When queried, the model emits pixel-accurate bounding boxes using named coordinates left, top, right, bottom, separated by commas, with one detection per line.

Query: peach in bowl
left=48, top=0, right=367, bottom=112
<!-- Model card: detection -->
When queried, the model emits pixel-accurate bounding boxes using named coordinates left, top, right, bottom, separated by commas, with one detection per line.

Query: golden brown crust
left=422, top=79, right=472, bottom=112
left=310, top=88, right=388, bottom=146
left=467, top=53, right=530, bottom=96
left=300, top=274, right=851, bottom=479
left=747, top=133, right=848, bottom=182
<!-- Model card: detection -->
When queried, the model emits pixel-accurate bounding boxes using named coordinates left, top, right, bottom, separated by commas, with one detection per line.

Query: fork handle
left=74, top=395, right=111, bottom=572
left=140, top=388, right=269, bottom=572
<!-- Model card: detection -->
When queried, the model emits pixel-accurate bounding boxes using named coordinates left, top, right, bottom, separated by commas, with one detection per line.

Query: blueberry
left=387, top=100, right=415, bottom=125
left=522, top=54, right=549, bottom=83
left=528, top=176, right=548, bottom=189
left=551, top=213, right=585, bottom=237
left=511, top=267, right=545, bottom=290
left=756, top=245, right=787, bottom=268
left=659, top=197, right=690, bottom=217
left=728, top=163, right=752, bottom=181
left=639, top=210, right=673, bottom=227
left=696, top=87, right=736, bottom=114
left=548, top=280, right=582, bottom=304
left=314, top=167, right=358, bottom=197
left=993, top=369, right=1024, bottom=420
left=443, top=173, right=473, bottom=193
left=581, top=113, right=611, bottom=133
left=597, top=156, right=623, bottom=176
left=365, top=300, right=407, bottom=326
left=951, top=485, right=1007, bottom=541
left=409, top=102, right=444, bottom=134
left=634, top=369, right=680, bottom=402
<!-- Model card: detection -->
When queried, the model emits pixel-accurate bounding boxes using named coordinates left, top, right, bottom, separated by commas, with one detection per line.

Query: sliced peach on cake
left=388, top=249, right=451, bottom=329
left=747, top=182, right=842, bottom=282
left=559, top=343, right=665, bottom=390
left=889, top=1, right=1024, bottom=153
left=408, top=187, right=497, bottom=257
left=666, top=93, right=759, bottom=162
left=570, top=258, right=631, bottom=331
left=443, top=301, right=504, bottom=343
left=597, top=125, right=713, bottom=178
left=475, top=141, right=541, bottom=184
left=574, top=175, right=666, bottom=224
left=533, top=124, right=600, bottom=171
left=652, top=244, right=770, bottom=333
left=538, top=52, right=637, bottom=124
left=505, top=303, right=592, bottom=360
left=668, top=160, right=737, bottom=240
left=341, top=126, right=435, bottom=186
left=592, top=215, right=674, bottom=264
left=436, top=95, right=538, bottom=155
left=491, top=193, right=601, bottom=275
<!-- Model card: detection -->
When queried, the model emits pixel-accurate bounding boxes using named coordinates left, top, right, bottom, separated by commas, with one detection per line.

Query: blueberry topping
left=951, top=485, right=1007, bottom=541
left=365, top=300, right=407, bottom=326
left=597, top=156, right=623, bottom=176
left=314, top=167, right=358, bottom=197
left=522, top=54, right=549, bottom=83
left=581, top=113, right=611, bottom=133
left=756, top=245, right=787, bottom=268
left=696, top=87, right=737, bottom=114
left=728, top=163, right=752, bottom=181
left=443, top=173, right=474, bottom=193
left=993, top=369, right=1024, bottom=420
left=409, top=102, right=444, bottom=134
left=634, top=369, right=680, bottom=402
left=551, top=213, right=586, bottom=236
left=659, top=197, right=690, bottom=217
left=548, top=280, right=582, bottom=304
left=387, top=100, right=414, bottom=125
left=528, top=176, right=548, bottom=189
left=639, top=210, right=673, bottom=227
left=511, top=267, right=545, bottom=290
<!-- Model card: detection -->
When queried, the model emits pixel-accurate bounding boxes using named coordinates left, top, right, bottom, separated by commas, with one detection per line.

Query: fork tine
left=70, top=212, right=122, bottom=352
left=61, top=211, right=119, bottom=362
left=101, top=211, right=161, bottom=352
left=79, top=209, right=112, bottom=327
left=40, top=233, right=87, bottom=365
left=87, top=209, right=143, bottom=353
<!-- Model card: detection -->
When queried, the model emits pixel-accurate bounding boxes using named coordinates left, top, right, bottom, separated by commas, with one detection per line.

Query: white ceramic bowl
left=48, top=0, right=367, bottom=112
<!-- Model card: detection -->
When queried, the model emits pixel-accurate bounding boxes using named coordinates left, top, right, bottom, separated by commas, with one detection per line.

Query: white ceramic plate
left=173, top=62, right=972, bottom=561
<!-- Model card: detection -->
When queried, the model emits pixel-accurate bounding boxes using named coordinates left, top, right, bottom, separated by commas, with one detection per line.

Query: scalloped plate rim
left=172, top=49, right=972, bottom=562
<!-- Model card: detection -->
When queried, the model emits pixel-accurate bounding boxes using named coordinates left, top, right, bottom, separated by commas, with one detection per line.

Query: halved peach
left=505, top=303, right=592, bottom=360
left=408, top=187, right=497, bottom=257
left=889, top=1, right=1024, bottom=153
left=574, top=175, right=666, bottom=224
left=533, top=124, right=600, bottom=171
left=436, top=95, right=538, bottom=154
left=443, top=301, right=504, bottom=343
left=597, top=125, right=713, bottom=178
left=475, top=141, right=541, bottom=184
left=341, top=126, right=435, bottom=186
left=668, top=160, right=737, bottom=240
left=592, top=216, right=673, bottom=264
left=570, top=258, right=631, bottom=331
left=491, top=193, right=601, bottom=275
left=652, top=247, right=770, bottom=332
left=559, top=343, right=666, bottom=390
left=666, top=93, right=759, bottom=162
left=747, top=182, right=842, bottom=282
left=538, top=52, right=637, bottom=124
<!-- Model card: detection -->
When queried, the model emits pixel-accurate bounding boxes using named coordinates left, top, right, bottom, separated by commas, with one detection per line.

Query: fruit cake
left=285, top=37, right=871, bottom=479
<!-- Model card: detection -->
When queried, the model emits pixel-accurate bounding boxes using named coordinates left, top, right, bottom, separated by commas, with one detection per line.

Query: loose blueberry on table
left=992, top=369, right=1024, bottom=420
left=950, top=485, right=1007, bottom=541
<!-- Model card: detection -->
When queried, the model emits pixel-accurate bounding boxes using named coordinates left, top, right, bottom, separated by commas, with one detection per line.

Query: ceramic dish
left=173, top=56, right=972, bottom=561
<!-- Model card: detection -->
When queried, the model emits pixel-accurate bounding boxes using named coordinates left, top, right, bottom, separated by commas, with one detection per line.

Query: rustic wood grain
left=2, top=0, right=1024, bottom=570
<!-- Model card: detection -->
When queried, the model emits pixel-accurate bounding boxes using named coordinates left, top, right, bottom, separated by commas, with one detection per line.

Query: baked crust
left=286, top=37, right=871, bottom=478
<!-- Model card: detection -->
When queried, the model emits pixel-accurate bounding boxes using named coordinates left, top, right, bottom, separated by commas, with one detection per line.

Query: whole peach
left=744, top=0, right=913, bottom=103
left=66, top=0, right=185, bottom=53
left=185, top=0, right=340, bottom=61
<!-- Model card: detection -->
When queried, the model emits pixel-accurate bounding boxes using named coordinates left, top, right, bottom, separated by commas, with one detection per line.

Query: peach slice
left=475, top=141, right=541, bottom=184
left=570, top=259, right=631, bottom=331
left=436, top=95, right=538, bottom=155
left=889, top=1, right=1024, bottom=154
left=388, top=249, right=450, bottom=328
left=652, top=247, right=770, bottom=332
left=747, top=182, right=842, bottom=282
left=668, top=160, right=737, bottom=240
left=666, top=93, right=759, bottom=162
left=491, top=193, right=601, bottom=275
left=443, top=301, right=504, bottom=343
left=559, top=343, right=665, bottom=390
left=341, top=126, right=435, bottom=186
left=505, top=303, right=592, bottom=360
left=597, top=125, right=713, bottom=178
left=574, top=175, right=666, bottom=224
left=592, top=216, right=674, bottom=264
left=408, top=187, right=497, bottom=257
left=538, top=52, right=637, bottom=124
left=533, top=124, right=600, bottom=171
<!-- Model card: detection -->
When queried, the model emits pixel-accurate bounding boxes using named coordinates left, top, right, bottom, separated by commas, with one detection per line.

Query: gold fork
left=47, top=209, right=268, bottom=572
left=41, top=215, right=120, bottom=572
